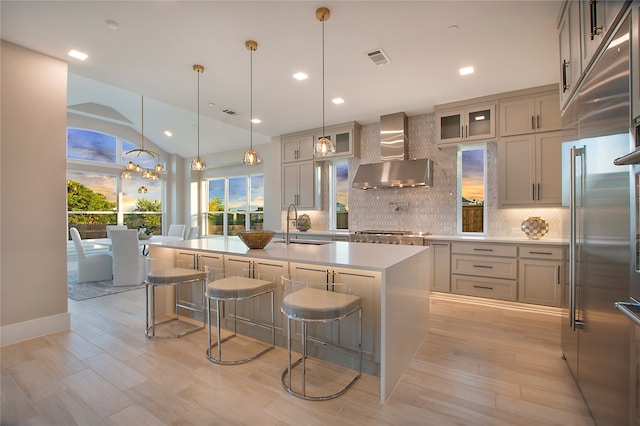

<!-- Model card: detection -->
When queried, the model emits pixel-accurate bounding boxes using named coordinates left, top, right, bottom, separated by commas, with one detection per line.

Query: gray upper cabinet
left=558, top=1, right=582, bottom=109
left=282, top=132, right=314, bottom=163
left=580, top=0, right=628, bottom=71
left=314, top=122, right=361, bottom=160
left=499, top=91, right=561, bottom=137
left=435, top=103, right=496, bottom=146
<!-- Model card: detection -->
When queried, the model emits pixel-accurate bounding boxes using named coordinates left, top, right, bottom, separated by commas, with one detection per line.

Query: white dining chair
left=110, top=229, right=146, bottom=287
left=186, top=225, right=200, bottom=240
left=69, top=227, right=113, bottom=283
left=167, top=224, right=186, bottom=239
left=106, top=225, right=127, bottom=238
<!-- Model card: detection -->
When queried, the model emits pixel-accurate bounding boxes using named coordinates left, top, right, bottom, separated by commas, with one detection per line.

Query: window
left=458, top=145, right=486, bottom=234
left=206, top=175, right=264, bottom=236
left=68, top=128, right=117, bottom=164
left=330, top=160, right=349, bottom=230
left=67, top=128, right=164, bottom=236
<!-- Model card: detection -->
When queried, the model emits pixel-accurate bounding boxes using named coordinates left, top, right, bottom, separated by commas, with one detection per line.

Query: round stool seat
left=207, top=276, right=274, bottom=299
left=283, top=287, right=361, bottom=320
left=147, top=267, right=205, bottom=285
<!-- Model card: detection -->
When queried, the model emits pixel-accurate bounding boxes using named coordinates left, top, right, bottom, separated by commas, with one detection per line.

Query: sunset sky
left=461, top=149, right=484, bottom=203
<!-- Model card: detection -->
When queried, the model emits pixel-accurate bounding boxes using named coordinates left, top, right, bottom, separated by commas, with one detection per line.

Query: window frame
left=457, top=143, right=487, bottom=235
left=328, top=159, right=349, bottom=230
left=205, top=173, right=264, bottom=236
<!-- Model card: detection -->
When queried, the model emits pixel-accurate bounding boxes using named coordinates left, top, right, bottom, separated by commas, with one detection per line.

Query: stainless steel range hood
left=352, top=112, right=433, bottom=189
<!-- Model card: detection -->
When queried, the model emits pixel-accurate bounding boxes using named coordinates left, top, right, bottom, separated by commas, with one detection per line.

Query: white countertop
left=425, top=234, right=567, bottom=245
left=155, top=236, right=428, bottom=272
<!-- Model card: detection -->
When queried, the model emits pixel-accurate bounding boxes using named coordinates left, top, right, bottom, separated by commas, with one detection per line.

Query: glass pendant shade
left=154, top=163, right=164, bottom=172
left=121, top=170, right=131, bottom=179
left=191, top=156, right=207, bottom=171
left=314, top=135, right=335, bottom=157
left=242, top=148, right=262, bottom=165
left=125, top=161, right=138, bottom=171
left=138, top=185, right=148, bottom=194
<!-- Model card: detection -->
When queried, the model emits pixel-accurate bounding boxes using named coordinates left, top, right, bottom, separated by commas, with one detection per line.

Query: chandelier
left=121, top=96, right=164, bottom=193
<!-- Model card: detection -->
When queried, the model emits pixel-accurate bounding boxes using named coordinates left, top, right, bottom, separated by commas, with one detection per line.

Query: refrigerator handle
left=569, top=146, right=584, bottom=330
left=615, top=301, right=640, bottom=327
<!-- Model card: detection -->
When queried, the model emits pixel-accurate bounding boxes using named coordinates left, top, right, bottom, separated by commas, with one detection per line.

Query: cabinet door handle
left=555, top=266, right=560, bottom=285
left=562, top=59, right=570, bottom=93
left=531, top=115, right=535, bottom=130
left=537, top=183, right=541, bottom=201
left=537, top=115, right=540, bottom=129
left=590, top=0, right=602, bottom=40
left=532, top=183, right=536, bottom=201
left=472, top=264, right=494, bottom=269
left=528, top=251, right=553, bottom=256
left=473, top=284, right=494, bottom=290
left=473, top=248, right=494, bottom=252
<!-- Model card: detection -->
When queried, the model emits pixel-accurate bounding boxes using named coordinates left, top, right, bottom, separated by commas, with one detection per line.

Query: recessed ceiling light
left=105, top=20, right=119, bottom=30
left=332, top=98, right=344, bottom=105
left=293, top=72, right=308, bottom=81
left=68, top=49, right=88, bottom=61
left=164, top=130, right=173, bottom=137
left=251, top=118, right=261, bottom=124
left=459, top=66, right=474, bottom=76
left=448, top=25, right=459, bottom=31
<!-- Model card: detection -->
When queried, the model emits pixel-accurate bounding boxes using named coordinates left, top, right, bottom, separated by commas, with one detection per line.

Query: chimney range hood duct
left=352, top=112, right=433, bottom=189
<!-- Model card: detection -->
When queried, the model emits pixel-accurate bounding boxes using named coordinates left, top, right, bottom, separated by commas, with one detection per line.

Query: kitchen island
left=149, top=236, right=430, bottom=403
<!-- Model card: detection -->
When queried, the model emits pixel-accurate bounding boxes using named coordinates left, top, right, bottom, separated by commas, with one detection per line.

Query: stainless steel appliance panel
left=562, top=13, right=633, bottom=426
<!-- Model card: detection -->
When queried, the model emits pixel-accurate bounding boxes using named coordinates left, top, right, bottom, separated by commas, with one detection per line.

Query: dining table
left=90, top=235, right=184, bottom=255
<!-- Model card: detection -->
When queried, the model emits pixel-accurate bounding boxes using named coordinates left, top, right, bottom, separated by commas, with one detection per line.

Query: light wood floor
left=1, top=290, right=594, bottom=425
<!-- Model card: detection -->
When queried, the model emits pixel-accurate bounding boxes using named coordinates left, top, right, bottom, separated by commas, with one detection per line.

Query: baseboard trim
left=1, top=312, right=70, bottom=347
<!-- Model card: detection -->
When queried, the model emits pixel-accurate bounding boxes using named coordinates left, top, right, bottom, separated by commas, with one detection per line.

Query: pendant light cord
left=197, top=70, right=200, bottom=158
left=141, top=96, right=144, bottom=149
left=250, top=46, right=253, bottom=150
left=322, top=17, right=325, bottom=138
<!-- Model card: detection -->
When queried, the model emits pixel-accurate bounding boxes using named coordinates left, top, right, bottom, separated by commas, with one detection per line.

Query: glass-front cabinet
left=436, top=104, right=495, bottom=145
left=314, top=122, right=361, bottom=159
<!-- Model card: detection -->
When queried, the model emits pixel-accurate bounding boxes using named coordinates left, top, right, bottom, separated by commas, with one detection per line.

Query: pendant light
left=242, top=40, right=262, bottom=166
left=313, top=7, right=335, bottom=157
left=121, top=96, right=163, bottom=192
left=191, top=64, right=207, bottom=171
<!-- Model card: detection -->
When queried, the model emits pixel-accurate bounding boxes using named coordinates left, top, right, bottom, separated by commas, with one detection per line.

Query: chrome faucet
left=285, top=203, right=298, bottom=245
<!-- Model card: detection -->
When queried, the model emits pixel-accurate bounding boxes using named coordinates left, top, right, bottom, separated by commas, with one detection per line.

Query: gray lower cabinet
left=429, top=241, right=451, bottom=292
left=224, top=255, right=289, bottom=334
left=289, top=262, right=381, bottom=368
left=517, top=245, right=564, bottom=307
left=451, top=242, right=518, bottom=301
left=429, top=239, right=566, bottom=306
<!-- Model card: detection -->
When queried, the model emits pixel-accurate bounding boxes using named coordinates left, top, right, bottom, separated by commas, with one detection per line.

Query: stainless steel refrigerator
left=562, top=12, right=635, bottom=426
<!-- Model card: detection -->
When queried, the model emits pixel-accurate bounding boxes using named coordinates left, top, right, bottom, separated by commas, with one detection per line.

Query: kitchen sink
left=274, top=239, right=333, bottom=245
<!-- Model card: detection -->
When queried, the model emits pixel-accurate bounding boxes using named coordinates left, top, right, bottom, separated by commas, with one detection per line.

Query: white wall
left=1, top=41, right=70, bottom=345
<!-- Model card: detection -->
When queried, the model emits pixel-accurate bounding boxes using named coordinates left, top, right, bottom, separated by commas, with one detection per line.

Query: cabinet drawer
left=452, top=275, right=517, bottom=301
left=519, top=245, right=564, bottom=260
left=451, top=242, right=517, bottom=257
left=451, top=255, right=517, bottom=279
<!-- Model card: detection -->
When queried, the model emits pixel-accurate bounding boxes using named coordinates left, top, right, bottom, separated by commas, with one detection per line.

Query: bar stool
left=144, top=257, right=207, bottom=338
left=280, top=274, right=362, bottom=401
left=205, top=267, right=276, bottom=365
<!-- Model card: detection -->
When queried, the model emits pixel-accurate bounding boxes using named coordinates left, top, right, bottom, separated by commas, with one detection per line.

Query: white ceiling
left=1, top=1, right=563, bottom=159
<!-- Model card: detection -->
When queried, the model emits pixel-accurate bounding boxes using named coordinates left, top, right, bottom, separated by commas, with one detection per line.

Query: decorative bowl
left=295, top=224, right=310, bottom=232
left=138, top=233, right=153, bottom=240
left=237, top=230, right=276, bottom=249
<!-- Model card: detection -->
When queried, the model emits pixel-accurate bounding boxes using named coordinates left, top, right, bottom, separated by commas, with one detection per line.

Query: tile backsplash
left=288, top=112, right=565, bottom=239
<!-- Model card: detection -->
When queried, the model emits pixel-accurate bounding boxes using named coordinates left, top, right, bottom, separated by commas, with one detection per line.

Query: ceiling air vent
left=222, top=109, right=237, bottom=115
left=365, top=48, right=391, bottom=66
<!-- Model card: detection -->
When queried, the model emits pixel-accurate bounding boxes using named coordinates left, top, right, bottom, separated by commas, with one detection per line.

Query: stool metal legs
left=206, top=289, right=275, bottom=365
left=145, top=278, right=206, bottom=339
left=281, top=306, right=363, bottom=401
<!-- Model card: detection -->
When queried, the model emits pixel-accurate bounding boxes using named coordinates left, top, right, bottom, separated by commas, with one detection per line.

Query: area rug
left=67, top=273, right=145, bottom=301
